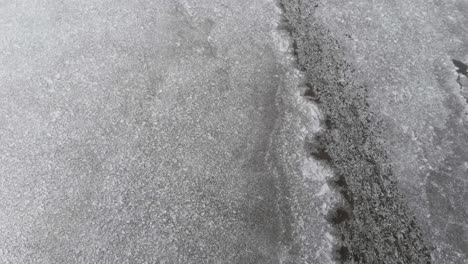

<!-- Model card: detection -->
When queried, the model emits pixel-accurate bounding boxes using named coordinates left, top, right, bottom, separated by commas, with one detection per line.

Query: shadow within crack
left=453, top=59, right=467, bottom=90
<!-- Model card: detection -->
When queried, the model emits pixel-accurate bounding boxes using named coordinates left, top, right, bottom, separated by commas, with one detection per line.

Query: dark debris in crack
left=453, top=59, right=467, bottom=90
left=453, top=59, right=468, bottom=77
left=452, top=59, right=468, bottom=106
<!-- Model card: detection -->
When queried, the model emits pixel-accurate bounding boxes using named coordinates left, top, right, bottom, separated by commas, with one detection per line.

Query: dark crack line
left=456, top=74, right=463, bottom=90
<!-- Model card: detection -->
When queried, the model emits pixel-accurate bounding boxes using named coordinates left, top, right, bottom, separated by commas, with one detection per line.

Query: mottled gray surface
left=0, top=1, right=302, bottom=263
left=1, top=0, right=468, bottom=263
